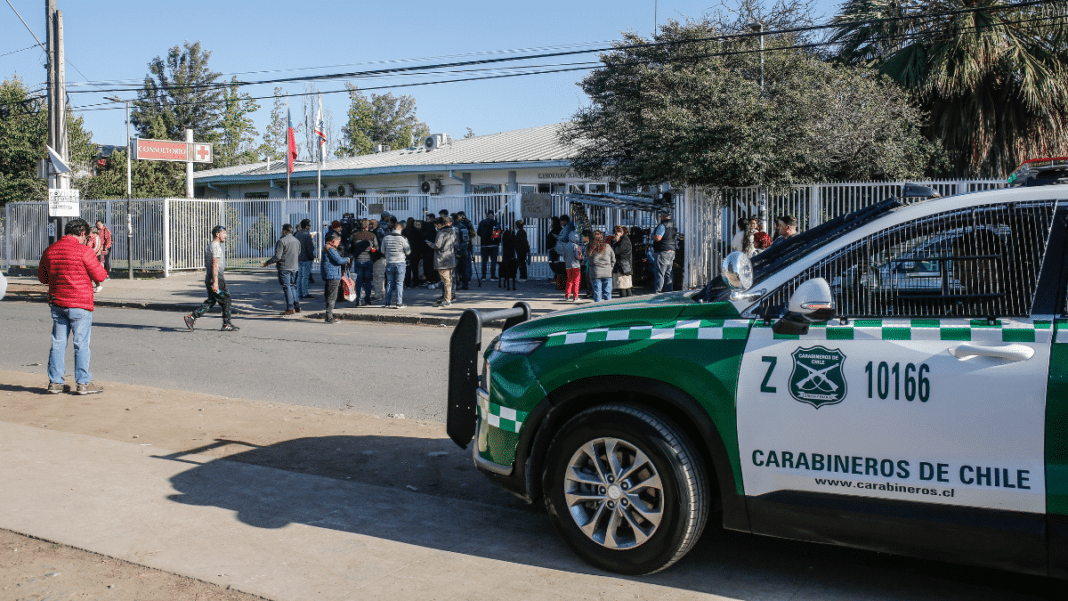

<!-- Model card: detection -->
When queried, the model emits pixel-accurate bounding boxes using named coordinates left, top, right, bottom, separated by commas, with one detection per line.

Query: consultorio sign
left=133, top=139, right=213, bottom=164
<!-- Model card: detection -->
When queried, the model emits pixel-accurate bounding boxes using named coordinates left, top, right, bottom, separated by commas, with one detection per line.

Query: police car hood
left=503, top=291, right=741, bottom=340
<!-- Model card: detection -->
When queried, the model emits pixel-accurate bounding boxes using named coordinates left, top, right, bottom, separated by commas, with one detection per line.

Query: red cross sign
left=193, top=143, right=213, bottom=164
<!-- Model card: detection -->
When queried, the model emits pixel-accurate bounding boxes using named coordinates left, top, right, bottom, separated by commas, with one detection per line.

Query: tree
left=464, top=127, right=476, bottom=139
left=1, top=77, right=98, bottom=206
left=131, top=41, right=225, bottom=143
left=258, top=87, right=294, bottom=162
left=336, top=84, right=373, bottom=157
left=216, top=76, right=259, bottom=167
left=301, top=84, right=336, bottom=162
left=562, top=11, right=939, bottom=191
left=832, top=0, right=1068, bottom=177
left=76, top=149, right=185, bottom=199
left=336, top=84, right=430, bottom=157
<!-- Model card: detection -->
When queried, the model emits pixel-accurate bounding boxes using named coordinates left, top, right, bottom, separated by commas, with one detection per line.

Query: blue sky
left=2, top=0, right=841, bottom=152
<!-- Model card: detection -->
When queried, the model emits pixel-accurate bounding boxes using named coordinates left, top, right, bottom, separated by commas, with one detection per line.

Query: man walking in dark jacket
left=263, top=224, right=302, bottom=315
left=476, top=209, right=500, bottom=280
left=294, top=219, right=316, bottom=299
left=38, top=218, right=108, bottom=395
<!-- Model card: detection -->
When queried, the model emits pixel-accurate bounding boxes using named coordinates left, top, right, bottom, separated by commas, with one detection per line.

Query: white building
left=192, top=123, right=621, bottom=200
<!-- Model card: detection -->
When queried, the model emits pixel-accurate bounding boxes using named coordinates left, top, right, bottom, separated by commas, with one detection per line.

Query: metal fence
left=681, top=179, right=1006, bottom=288
left=2, top=180, right=1006, bottom=287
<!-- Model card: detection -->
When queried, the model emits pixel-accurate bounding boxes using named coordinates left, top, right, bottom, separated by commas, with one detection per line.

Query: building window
left=244, top=193, right=268, bottom=199
left=473, top=184, right=501, bottom=194
left=376, top=189, right=410, bottom=211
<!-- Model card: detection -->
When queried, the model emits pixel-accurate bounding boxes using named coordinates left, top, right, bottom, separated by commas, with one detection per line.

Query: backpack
left=456, top=224, right=470, bottom=257
left=491, top=224, right=502, bottom=242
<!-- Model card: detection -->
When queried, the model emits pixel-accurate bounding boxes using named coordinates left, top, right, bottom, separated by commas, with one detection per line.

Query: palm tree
left=832, top=0, right=1068, bottom=177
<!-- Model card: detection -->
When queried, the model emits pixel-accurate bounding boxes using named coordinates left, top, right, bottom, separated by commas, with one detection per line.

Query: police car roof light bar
left=1008, top=157, right=1068, bottom=187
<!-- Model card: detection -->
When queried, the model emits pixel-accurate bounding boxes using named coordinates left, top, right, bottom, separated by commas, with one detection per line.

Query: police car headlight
left=492, top=337, right=545, bottom=355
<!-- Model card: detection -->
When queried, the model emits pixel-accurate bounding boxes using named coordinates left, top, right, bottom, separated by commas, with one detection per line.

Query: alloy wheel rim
left=563, top=437, right=664, bottom=549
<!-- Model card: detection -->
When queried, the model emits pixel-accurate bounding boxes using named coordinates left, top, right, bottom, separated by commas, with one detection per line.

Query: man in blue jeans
left=263, top=223, right=302, bottom=315
left=294, top=219, right=317, bottom=299
left=651, top=210, right=677, bottom=293
left=37, top=218, right=108, bottom=394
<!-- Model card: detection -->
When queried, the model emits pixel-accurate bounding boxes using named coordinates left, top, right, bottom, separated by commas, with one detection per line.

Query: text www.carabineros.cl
left=814, top=478, right=955, bottom=498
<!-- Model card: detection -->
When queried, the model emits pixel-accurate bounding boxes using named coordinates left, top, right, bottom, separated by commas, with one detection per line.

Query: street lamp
left=105, top=96, right=134, bottom=280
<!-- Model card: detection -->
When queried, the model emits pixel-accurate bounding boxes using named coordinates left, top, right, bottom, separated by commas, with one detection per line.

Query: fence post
left=809, top=183, right=822, bottom=229
left=163, top=198, right=170, bottom=277
left=3, top=203, right=9, bottom=272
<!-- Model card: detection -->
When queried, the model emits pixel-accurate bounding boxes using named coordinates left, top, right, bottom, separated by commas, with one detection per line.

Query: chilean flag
left=286, top=105, right=297, bottom=175
left=314, top=94, right=327, bottom=150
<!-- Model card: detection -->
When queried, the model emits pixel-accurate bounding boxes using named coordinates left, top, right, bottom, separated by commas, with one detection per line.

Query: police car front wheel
left=542, top=404, right=710, bottom=575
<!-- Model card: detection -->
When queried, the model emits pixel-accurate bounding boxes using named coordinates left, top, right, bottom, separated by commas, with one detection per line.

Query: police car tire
left=542, top=403, right=709, bottom=575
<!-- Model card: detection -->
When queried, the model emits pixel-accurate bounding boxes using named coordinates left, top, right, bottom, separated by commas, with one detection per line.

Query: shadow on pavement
left=160, top=435, right=1066, bottom=599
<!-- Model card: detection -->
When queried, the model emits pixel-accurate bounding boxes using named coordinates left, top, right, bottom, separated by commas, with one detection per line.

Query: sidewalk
left=3, top=269, right=632, bottom=326
left=0, top=370, right=727, bottom=601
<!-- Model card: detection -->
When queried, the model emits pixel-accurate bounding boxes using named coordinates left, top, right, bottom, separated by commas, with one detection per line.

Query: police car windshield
left=693, top=198, right=904, bottom=303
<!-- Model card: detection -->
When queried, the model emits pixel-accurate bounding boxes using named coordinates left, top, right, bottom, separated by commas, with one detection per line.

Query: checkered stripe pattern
left=1054, top=321, right=1068, bottom=344
left=757, top=318, right=1053, bottom=343
left=478, top=395, right=528, bottom=434
left=545, top=319, right=752, bottom=346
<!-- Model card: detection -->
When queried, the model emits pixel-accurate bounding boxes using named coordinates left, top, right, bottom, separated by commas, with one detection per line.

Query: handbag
left=341, top=275, right=357, bottom=302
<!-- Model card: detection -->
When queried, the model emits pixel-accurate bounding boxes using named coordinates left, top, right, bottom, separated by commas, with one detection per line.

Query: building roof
left=194, top=123, right=576, bottom=183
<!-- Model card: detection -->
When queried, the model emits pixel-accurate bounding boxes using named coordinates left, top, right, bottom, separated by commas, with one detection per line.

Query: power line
left=0, top=43, right=39, bottom=58
left=63, top=39, right=620, bottom=89
left=5, top=0, right=1064, bottom=115
left=57, top=0, right=1063, bottom=97
left=59, top=5, right=1066, bottom=115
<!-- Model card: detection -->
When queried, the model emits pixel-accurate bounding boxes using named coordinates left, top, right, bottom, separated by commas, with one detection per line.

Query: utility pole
left=105, top=95, right=134, bottom=279
left=46, top=0, right=69, bottom=243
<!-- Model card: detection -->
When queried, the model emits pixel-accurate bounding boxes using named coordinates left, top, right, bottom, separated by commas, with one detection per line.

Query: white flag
left=314, top=95, right=326, bottom=147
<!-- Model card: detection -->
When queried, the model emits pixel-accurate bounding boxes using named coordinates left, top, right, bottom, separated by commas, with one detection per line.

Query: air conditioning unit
left=373, top=144, right=390, bottom=153
left=336, top=183, right=355, bottom=197
left=420, top=179, right=443, bottom=194
left=424, top=134, right=451, bottom=151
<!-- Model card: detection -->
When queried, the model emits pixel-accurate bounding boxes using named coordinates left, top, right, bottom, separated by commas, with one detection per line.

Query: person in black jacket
left=476, top=209, right=501, bottom=280
left=421, top=213, right=439, bottom=285
left=611, top=225, right=634, bottom=297
left=514, top=220, right=530, bottom=281
left=403, top=217, right=425, bottom=287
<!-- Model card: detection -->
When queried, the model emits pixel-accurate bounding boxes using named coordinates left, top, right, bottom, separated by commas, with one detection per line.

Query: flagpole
left=316, top=94, right=324, bottom=199
left=286, top=98, right=291, bottom=199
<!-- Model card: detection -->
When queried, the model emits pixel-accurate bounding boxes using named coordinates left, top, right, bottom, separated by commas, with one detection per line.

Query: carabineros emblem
left=789, top=346, right=847, bottom=408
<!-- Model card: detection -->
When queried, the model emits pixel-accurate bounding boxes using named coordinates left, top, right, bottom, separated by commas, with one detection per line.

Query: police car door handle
left=949, top=343, right=1035, bottom=362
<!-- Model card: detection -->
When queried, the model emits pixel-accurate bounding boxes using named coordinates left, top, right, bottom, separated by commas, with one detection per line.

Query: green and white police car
left=447, top=159, right=1068, bottom=576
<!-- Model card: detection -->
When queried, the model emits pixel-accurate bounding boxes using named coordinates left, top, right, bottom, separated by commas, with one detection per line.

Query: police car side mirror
left=773, top=278, right=835, bottom=336
left=721, top=251, right=753, bottom=291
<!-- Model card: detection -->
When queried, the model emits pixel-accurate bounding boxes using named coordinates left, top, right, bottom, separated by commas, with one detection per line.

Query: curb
left=4, top=292, right=462, bottom=326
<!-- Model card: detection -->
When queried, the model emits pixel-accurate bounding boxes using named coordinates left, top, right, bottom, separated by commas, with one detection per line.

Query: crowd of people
left=241, top=209, right=536, bottom=322
left=731, top=214, right=798, bottom=257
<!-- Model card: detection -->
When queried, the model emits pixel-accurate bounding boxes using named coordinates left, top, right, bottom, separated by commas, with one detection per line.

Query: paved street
left=0, top=301, right=451, bottom=420
left=1, top=295, right=1065, bottom=599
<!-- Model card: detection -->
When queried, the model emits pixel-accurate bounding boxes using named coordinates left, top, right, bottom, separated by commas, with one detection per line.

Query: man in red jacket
left=38, top=218, right=108, bottom=394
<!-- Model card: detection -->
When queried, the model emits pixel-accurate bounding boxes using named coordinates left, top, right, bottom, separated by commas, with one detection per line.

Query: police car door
left=735, top=199, right=1060, bottom=568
